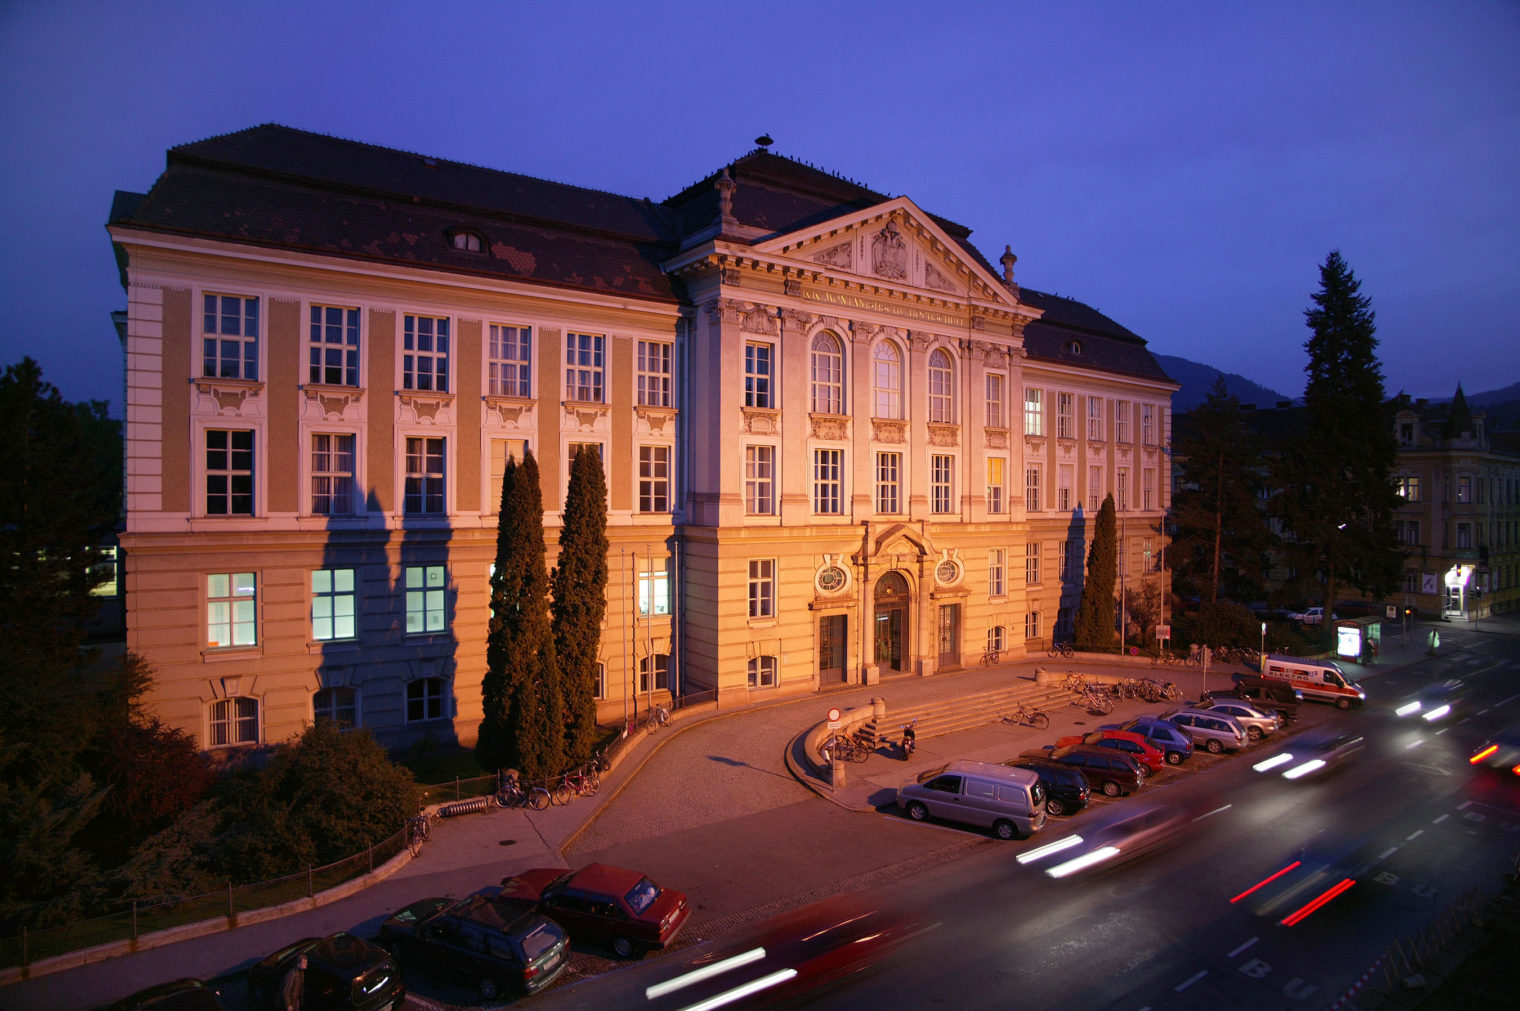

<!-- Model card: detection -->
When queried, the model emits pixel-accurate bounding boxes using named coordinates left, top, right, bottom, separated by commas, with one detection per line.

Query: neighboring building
left=1391, top=391, right=1520, bottom=620
left=108, top=126, right=1175, bottom=752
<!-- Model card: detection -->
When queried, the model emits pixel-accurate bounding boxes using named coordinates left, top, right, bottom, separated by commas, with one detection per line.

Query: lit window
left=748, top=655, right=778, bottom=689
left=639, top=564, right=670, bottom=616
left=813, top=449, right=843, bottom=514
left=1024, top=389, right=1044, bottom=436
left=928, top=349, right=955, bottom=423
left=206, top=429, right=254, bottom=516
left=309, top=304, right=360, bottom=386
left=872, top=343, right=902, bottom=419
left=405, top=565, right=446, bottom=634
left=209, top=697, right=259, bottom=747
left=489, top=324, right=531, bottom=398
left=207, top=572, right=256, bottom=648
left=745, top=446, right=774, bottom=515
left=311, top=433, right=355, bottom=516
left=313, top=687, right=356, bottom=730
left=745, top=342, right=773, bottom=409
left=986, top=457, right=1005, bottom=514
left=637, top=340, right=672, bottom=407
left=638, top=445, right=670, bottom=513
left=406, top=678, right=445, bottom=722
left=810, top=333, right=843, bottom=414
left=403, top=314, right=450, bottom=392
left=203, top=293, right=259, bottom=381
left=311, top=568, right=356, bottom=641
left=877, top=452, right=902, bottom=514
left=748, top=559, right=776, bottom=619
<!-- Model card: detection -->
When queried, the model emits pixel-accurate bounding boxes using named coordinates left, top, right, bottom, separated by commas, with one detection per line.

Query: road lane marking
left=1406, top=829, right=1424, bottom=842
left=1378, top=846, right=1398, bottom=862
left=1228, top=937, right=1259, bottom=958
left=1174, top=971, right=1209, bottom=992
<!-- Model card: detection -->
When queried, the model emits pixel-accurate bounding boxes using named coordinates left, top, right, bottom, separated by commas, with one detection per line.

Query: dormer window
left=448, top=229, right=483, bottom=253
left=1064, top=339, right=1083, bottom=356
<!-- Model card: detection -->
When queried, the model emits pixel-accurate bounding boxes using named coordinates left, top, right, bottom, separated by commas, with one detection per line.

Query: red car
left=1054, top=729, right=1165, bottom=774
left=500, top=863, right=691, bottom=958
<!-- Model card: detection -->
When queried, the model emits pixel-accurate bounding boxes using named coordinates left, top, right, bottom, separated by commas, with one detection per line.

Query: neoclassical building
left=109, top=126, right=1175, bottom=752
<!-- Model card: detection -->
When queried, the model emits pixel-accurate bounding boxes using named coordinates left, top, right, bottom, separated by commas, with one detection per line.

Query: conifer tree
left=1075, top=494, right=1119, bottom=648
left=552, top=447, right=609, bottom=765
left=476, top=450, right=563, bottom=780
left=1274, top=252, right=1402, bottom=639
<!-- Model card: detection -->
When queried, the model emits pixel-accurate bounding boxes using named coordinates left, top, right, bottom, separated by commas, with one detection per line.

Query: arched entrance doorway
left=874, top=571, right=910, bottom=674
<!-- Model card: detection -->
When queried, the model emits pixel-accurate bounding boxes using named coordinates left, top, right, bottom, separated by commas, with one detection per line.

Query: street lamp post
left=1259, top=622, right=1266, bottom=673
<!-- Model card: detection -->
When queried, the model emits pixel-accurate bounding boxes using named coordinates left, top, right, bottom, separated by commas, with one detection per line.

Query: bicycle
left=820, top=732, right=871, bottom=764
left=551, top=762, right=601, bottom=805
left=406, top=799, right=435, bottom=856
left=1002, top=703, right=1051, bottom=730
left=591, top=746, right=612, bottom=773
left=645, top=705, right=671, bottom=734
left=980, top=647, right=1001, bottom=667
left=1071, top=687, right=1114, bottom=715
left=1151, top=650, right=1178, bottom=667
left=1047, top=641, right=1075, bottom=659
left=497, top=770, right=551, bottom=811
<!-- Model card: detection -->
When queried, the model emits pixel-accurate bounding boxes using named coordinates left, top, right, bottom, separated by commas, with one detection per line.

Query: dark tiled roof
left=1020, top=289, right=1176, bottom=385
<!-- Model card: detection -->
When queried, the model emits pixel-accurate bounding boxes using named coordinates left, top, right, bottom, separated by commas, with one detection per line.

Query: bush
left=1174, top=600, right=1259, bottom=651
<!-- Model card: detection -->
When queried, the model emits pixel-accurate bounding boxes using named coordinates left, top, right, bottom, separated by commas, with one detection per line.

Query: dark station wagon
left=249, top=932, right=403, bottom=1011
left=378, top=894, right=569, bottom=1000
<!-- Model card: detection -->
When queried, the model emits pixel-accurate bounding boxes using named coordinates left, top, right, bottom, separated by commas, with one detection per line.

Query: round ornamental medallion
left=817, top=565, right=847, bottom=594
left=936, top=559, right=960, bottom=585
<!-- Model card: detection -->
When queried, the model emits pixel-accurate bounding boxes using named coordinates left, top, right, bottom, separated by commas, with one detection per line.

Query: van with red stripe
left=1259, top=655, right=1365, bottom=709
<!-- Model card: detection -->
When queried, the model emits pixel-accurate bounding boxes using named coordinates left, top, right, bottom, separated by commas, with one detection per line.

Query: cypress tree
left=1075, top=494, right=1119, bottom=648
left=476, top=450, right=563, bottom=780
left=552, top=447, right=609, bottom=765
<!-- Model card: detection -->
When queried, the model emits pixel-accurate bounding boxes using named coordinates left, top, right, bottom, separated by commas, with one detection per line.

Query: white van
left=898, top=760, right=1048, bottom=840
left=1260, top=655, right=1365, bottom=709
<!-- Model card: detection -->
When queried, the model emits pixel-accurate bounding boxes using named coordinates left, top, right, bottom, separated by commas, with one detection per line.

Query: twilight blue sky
left=2, top=0, right=1517, bottom=414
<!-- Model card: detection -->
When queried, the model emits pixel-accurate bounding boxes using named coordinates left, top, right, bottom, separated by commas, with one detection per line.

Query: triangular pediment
left=753, top=197, right=1014, bottom=307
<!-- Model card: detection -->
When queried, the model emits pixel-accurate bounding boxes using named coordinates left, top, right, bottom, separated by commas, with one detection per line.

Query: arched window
left=208, top=696, right=259, bottom=747
left=747, top=655, right=777, bottom=688
left=314, top=686, right=357, bottom=730
left=449, top=229, right=483, bottom=252
left=987, top=626, right=1006, bottom=652
left=809, top=333, right=843, bottom=415
left=639, top=654, right=669, bottom=693
left=872, top=342, right=902, bottom=419
left=928, top=348, right=955, bottom=423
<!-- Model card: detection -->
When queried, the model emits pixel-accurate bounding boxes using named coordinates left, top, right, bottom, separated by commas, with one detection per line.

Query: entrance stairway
left=856, top=680, right=1071, bottom=748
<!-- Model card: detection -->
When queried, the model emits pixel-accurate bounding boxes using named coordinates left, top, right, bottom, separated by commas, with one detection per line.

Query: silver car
left=1163, top=708, right=1247, bottom=754
left=1189, top=698, right=1281, bottom=740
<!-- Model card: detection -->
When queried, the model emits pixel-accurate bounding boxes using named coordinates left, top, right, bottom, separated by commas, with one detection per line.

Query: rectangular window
left=309, top=304, right=359, bottom=386
left=989, top=548, right=1006, bottom=598
left=1026, top=466, right=1041, bottom=513
left=639, top=655, right=669, bottom=693
left=985, top=373, right=1005, bottom=429
left=203, top=293, right=259, bottom=381
left=405, top=565, right=445, bottom=634
left=1396, top=520, right=1421, bottom=546
left=1058, top=540, right=1072, bottom=581
left=488, top=323, right=532, bottom=398
left=404, top=436, right=446, bottom=514
left=406, top=679, right=444, bottom=722
left=1457, top=475, right=1472, bottom=503
left=1024, top=388, right=1044, bottom=436
left=311, top=568, right=356, bottom=641
left=1115, top=400, right=1131, bottom=443
left=1141, top=403, right=1156, bottom=445
left=403, top=314, right=449, bottom=392
left=1087, top=396, right=1104, bottom=440
left=488, top=438, right=528, bottom=513
left=206, top=428, right=254, bottom=516
left=637, top=340, right=672, bottom=407
left=638, top=564, right=670, bottom=616
left=745, top=342, right=773, bottom=409
left=638, top=445, right=670, bottom=513
left=1117, top=467, right=1130, bottom=511
left=311, top=433, right=356, bottom=516
left=1057, top=393, right=1075, bottom=440
left=1143, top=468, right=1156, bottom=511
left=813, top=449, right=842, bottom=514
left=745, top=446, right=775, bottom=515
left=986, top=457, right=1006, bottom=514
left=314, top=687, right=356, bottom=730
left=565, top=332, right=605, bottom=402
left=748, top=559, right=775, bottom=619
left=876, top=451, right=902, bottom=514
left=1025, top=611, right=1040, bottom=640
left=1057, top=464, right=1073, bottom=513
left=1026, top=542, right=1040, bottom=585
left=1456, top=522, right=1472, bottom=549
left=1088, top=465, right=1102, bottom=514
left=207, top=572, right=256, bottom=648
left=931, top=454, right=954, bottom=514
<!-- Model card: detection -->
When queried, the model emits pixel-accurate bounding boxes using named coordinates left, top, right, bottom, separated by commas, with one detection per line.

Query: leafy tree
left=1274, top=252, right=1402, bottom=638
left=476, top=450, right=564, bottom=780
left=552, top=447, right=609, bottom=765
left=1075, top=494, right=1119, bottom=648
left=85, top=715, right=213, bottom=861
left=0, top=760, right=108, bottom=927
left=1170, top=378, right=1273, bottom=604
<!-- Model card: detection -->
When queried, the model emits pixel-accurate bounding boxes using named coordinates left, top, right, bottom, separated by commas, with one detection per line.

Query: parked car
left=1099, top=716, right=1195, bottom=764
left=1054, top=729, right=1164, bottom=774
left=1003, top=759, right=1091, bottom=817
left=250, top=933, right=403, bottom=1011
left=378, top=894, right=569, bottom=999
left=1395, top=679, right=1467, bottom=723
left=1017, top=802, right=1189, bottom=878
left=499, top=863, right=691, bottom=958
left=1022, top=745, right=1146, bottom=797
left=1162, top=708, right=1248, bottom=754
left=1288, top=606, right=1335, bottom=625
left=897, top=760, right=1048, bottom=839
left=1187, top=697, right=1281, bottom=740
left=107, top=979, right=225, bottom=1010
left=1252, top=729, right=1365, bottom=780
left=1221, top=675, right=1302, bottom=723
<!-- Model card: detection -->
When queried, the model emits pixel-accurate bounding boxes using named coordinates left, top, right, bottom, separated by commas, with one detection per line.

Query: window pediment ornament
left=872, top=419, right=907, bottom=444
left=810, top=415, right=849, bottom=441
left=396, top=391, right=455, bottom=427
left=984, top=429, right=1009, bottom=450
left=927, top=423, right=960, bottom=448
left=562, top=401, right=610, bottom=435
left=635, top=405, right=678, bottom=437
left=193, top=379, right=265, bottom=419
left=742, top=407, right=780, bottom=435
left=300, top=386, right=366, bottom=423
left=781, top=307, right=817, bottom=330
left=483, top=397, right=534, bottom=431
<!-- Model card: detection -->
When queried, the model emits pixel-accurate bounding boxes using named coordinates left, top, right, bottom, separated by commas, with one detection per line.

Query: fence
left=1, top=771, right=505, bottom=972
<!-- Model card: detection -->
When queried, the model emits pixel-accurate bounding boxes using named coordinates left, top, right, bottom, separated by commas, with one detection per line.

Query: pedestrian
left=281, top=953, right=307, bottom=1011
